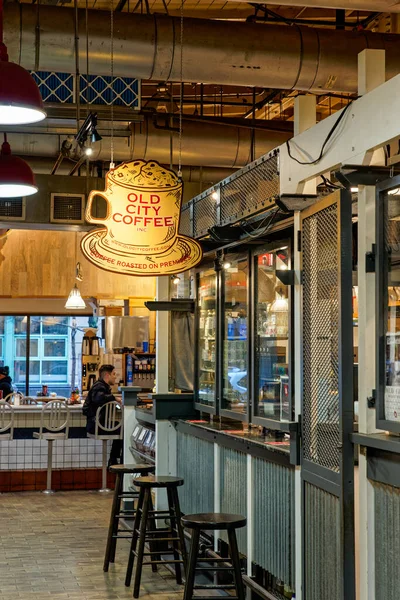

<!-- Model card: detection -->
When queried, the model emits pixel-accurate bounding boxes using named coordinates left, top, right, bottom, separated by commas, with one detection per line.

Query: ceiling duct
left=5, top=4, right=400, bottom=94
left=5, top=119, right=290, bottom=168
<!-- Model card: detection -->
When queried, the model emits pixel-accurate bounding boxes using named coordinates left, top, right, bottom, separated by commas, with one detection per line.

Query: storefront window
left=197, top=268, right=217, bottom=407
left=222, top=254, right=248, bottom=415
left=254, top=246, right=291, bottom=422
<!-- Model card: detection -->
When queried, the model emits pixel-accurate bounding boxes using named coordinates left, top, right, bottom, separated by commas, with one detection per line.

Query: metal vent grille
left=253, top=458, right=295, bottom=590
left=220, top=154, right=278, bottom=225
left=302, top=203, right=340, bottom=471
left=0, top=198, right=25, bottom=220
left=220, top=447, right=247, bottom=554
left=51, top=194, right=85, bottom=224
left=374, top=481, right=400, bottom=600
left=305, top=483, right=340, bottom=600
left=193, top=192, right=217, bottom=238
left=176, top=432, right=214, bottom=515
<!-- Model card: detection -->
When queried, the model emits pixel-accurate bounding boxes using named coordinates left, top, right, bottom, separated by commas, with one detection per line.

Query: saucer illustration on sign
left=81, top=159, right=202, bottom=276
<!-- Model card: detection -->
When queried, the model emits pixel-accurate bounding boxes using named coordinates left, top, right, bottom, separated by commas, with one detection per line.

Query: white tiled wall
left=0, top=438, right=112, bottom=470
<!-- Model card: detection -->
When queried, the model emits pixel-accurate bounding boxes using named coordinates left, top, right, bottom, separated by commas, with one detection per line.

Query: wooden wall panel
left=0, top=230, right=156, bottom=300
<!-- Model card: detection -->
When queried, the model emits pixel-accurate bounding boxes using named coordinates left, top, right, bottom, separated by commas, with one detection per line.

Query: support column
left=292, top=95, right=316, bottom=600
left=357, top=48, right=385, bottom=600
left=155, top=275, right=171, bottom=509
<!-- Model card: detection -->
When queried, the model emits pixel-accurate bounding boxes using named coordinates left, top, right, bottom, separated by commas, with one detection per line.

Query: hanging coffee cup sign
left=81, top=159, right=202, bottom=276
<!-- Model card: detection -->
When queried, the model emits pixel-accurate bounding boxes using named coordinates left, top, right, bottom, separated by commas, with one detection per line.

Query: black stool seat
left=134, top=475, right=184, bottom=488
left=182, top=512, right=246, bottom=600
left=182, top=513, right=246, bottom=530
left=109, top=463, right=155, bottom=475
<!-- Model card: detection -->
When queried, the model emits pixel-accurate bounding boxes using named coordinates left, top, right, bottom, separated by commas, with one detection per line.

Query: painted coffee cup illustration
left=86, top=160, right=182, bottom=255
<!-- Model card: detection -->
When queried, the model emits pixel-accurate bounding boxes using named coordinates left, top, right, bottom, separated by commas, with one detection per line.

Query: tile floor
left=0, top=491, right=183, bottom=600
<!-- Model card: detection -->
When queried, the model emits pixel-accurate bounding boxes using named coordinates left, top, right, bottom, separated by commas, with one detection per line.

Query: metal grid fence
left=181, top=150, right=279, bottom=239
left=302, top=202, right=340, bottom=472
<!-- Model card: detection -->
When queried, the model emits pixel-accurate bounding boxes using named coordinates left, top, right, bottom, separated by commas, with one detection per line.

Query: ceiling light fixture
left=211, top=190, right=219, bottom=201
left=0, top=134, right=38, bottom=197
left=84, top=145, right=93, bottom=157
left=0, top=0, right=46, bottom=125
left=223, top=259, right=231, bottom=270
left=65, top=284, right=86, bottom=310
left=172, top=275, right=180, bottom=285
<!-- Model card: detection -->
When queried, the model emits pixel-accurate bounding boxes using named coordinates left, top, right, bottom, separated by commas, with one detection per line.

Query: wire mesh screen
left=193, top=192, right=218, bottom=238
left=176, top=431, right=214, bottom=515
left=374, top=481, right=400, bottom=600
left=220, top=154, right=278, bottom=225
left=179, top=205, right=191, bottom=236
left=305, top=483, right=340, bottom=600
left=302, top=201, right=340, bottom=471
left=181, top=151, right=279, bottom=239
left=253, top=458, right=295, bottom=590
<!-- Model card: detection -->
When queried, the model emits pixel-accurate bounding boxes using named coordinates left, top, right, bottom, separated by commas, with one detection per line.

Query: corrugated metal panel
left=253, top=458, right=295, bottom=589
left=374, top=481, right=400, bottom=600
left=304, top=483, right=340, bottom=600
left=220, top=446, right=247, bottom=555
left=176, top=431, right=214, bottom=515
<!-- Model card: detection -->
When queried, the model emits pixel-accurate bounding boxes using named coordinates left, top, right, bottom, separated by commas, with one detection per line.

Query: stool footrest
left=191, top=596, right=238, bottom=599
left=133, top=550, right=178, bottom=556
left=197, top=557, right=231, bottom=563
left=195, top=566, right=233, bottom=572
left=139, top=559, right=184, bottom=565
left=194, top=585, right=236, bottom=590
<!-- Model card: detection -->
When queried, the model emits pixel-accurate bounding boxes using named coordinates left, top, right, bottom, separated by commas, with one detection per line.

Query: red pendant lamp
left=0, top=134, right=37, bottom=197
left=0, top=0, right=46, bottom=124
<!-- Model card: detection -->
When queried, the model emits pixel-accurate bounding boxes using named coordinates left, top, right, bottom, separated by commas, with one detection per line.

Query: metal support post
left=214, top=442, right=221, bottom=552
left=357, top=48, right=385, bottom=600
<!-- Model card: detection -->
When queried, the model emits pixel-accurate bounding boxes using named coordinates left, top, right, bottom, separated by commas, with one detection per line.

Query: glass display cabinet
left=252, top=244, right=291, bottom=424
left=193, top=239, right=293, bottom=425
left=221, top=253, right=249, bottom=419
left=195, top=267, right=217, bottom=410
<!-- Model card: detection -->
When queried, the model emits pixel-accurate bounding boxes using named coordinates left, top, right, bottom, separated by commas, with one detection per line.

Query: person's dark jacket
left=82, top=379, right=116, bottom=434
left=0, top=376, right=13, bottom=400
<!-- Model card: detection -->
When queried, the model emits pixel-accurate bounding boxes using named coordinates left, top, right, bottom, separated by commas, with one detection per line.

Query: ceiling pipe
left=5, top=118, right=289, bottom=168
left=5, top=4, right=400, bottom=94
left=239, top=0, right=398, bottom=14
left=20, top=156, right=236, bottom=182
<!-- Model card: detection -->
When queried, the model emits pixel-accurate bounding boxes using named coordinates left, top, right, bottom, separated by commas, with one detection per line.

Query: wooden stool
left=125, top=475, right=188, bottom=598
left=103, top=463, right=155, bottom=572
left=181, top=513, right=247, bottom=600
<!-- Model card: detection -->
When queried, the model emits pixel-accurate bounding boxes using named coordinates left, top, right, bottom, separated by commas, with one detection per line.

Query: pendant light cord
left=110, top=0, right=115, bottom=168
left=0, top=0, right=8, bottom=60
left=178, top=0, right=184, bottom=178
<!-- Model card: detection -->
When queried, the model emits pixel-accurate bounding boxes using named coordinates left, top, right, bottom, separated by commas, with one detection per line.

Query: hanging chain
left=110, top=0, right=115, bottom=168
left=178, top=0, right=184, bottom=178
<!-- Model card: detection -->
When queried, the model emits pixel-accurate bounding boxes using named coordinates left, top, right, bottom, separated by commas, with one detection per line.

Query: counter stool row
left=105, top=464, right=246, bottom=600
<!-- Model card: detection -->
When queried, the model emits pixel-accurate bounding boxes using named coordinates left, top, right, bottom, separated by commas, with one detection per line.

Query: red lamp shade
left=0, top=139, right=37, bottom=197
left=0, top=60, right=46, bottom=125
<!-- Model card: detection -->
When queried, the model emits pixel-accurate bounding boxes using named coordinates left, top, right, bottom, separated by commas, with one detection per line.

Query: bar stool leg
left=125, top=487, right=145, bottom=587
left=227, top=528, right=245, bottom=600
left=104, top=472, right=123, bottom=571
left=172, top=487, right=188, bottom=575
left=147, top=493, right=160, bottom=573
left=167, top=488, right=182, bottom=585
left=43, top=439, right=54, bottom=494
left=99, top=439, right=110, bottom=493
left=183, top=528, right=200, bottom=600
left=133, top=487, right=151, bottom=598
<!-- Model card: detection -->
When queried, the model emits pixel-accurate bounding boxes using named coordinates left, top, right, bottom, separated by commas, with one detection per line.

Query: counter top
left=174, top=419, right=292, bottom=466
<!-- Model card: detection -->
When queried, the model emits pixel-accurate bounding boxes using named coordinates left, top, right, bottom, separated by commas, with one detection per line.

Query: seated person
left=0, top=366, right=13, bottom=400
left=82, top=364, right=122, bottom=467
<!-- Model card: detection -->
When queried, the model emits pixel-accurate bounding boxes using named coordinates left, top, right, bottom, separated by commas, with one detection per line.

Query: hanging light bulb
left=211, top=190, right=219, bottom=201
left=0, top=134, right=38, bottom=197
left=65, top=284, right=86, bottom=310
left=223, top=259, right=231, bottom=270
left=172, top=275, right=180, bottom=285
left=0, top=8, right=46, bottom=126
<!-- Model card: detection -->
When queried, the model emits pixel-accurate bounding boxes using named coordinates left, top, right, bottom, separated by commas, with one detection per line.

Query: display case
left=252, top=244, right=292, bottom=424
left=195, top=267, right=218, bottom=411
left=221, top=253, right=249, bottom=419
left=193, top=237, right=294, bottom=427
